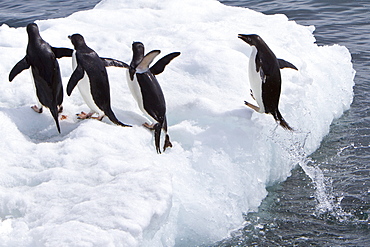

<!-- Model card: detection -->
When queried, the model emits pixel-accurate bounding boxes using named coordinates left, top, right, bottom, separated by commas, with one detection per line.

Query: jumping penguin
left=126, top=42, right=180, bottom=153
left=67, top=34, right=131, bottom=127
left=238, top=34, right=298, bottom=130
left=9, top=23, right=73, bottom=133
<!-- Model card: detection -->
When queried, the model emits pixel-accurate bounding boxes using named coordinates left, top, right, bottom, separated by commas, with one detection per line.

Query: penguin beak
left=238, top=34, right=247, bottom=41
left=68, top=35, right=72, bottom=40
left=238, top=34, right=252, bottom=45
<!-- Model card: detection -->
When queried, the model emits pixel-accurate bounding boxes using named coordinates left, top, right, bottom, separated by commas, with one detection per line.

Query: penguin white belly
left=248, top=47, right=265, bottom=113
left=125, top=70, right=156, bottom=123
left=72, top=52, right=104, bottom=116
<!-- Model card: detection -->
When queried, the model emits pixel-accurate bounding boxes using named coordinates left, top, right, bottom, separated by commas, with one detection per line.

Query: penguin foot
left=58, top=105, right=63, bottom=113
left=31, top=105, right=43, bottom=113
left=143, top=122, right=155, bottom=130
left=91, top=115, right=104, bottom=121
left=76, top=111, right=93, bottom=119
left=244, top=101, right=260, bottom=112
left=163, top=134, right=172, bottom=152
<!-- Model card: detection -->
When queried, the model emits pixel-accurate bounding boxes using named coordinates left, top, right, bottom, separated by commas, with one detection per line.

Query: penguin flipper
left=67, top=64, right=84, bottom=96
left=244, top=101, right=261, bottom=112
left=101, top=57, right=130, bottom=68
left=9, top=56, right=30, bottom=81
left=51, top=47, right=74, bottom=58
left=150, top=52, right=181, bottom=75
left=137, top=50, right=161, bottom=71
left=278, top=59, right=298, bottom=70
left=259, top=68, right=266, bottom=83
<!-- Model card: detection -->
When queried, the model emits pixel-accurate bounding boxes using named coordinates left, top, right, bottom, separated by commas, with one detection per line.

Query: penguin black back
left=126, top=41, right=180, bottom=153
left=67, top=34, right=131, bottom=127
left=239, top=34, right=298, bottom=131
left=9, top=23, right=72, bottom=133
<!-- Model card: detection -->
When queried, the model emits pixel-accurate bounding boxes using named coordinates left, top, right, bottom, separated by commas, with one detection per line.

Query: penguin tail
left=146, top=117, right=172, bottom=154
left=50, top=106, right=61, bottom=133
left=105, top=108, right=132, bottom=127
left=154, top=123, right=173, bottom=154
left=273, top=110, right=294, bottom=131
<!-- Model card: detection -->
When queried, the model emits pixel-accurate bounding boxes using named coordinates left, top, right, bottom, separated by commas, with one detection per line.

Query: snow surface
left=0, top=0, right=354, bottom=246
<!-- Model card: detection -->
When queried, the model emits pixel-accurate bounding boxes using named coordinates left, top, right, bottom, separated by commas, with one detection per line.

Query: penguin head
left=238, top=34, right=261, bottom=47
left=131, top=42, right=145, bottom=69
left=132, top=42, right=144, bottom=55
left=26, top=23, right=41, bottom=39
left=68, top=34, right=86, bottom=49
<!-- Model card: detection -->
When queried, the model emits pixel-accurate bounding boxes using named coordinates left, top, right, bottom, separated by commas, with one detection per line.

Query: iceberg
left=0, top=0, right=354, bottom=246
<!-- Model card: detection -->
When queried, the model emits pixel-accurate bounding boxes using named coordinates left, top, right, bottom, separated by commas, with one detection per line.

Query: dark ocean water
left=217, top=0, right=370, bottom=246
left=0, top=0, right=369, bottom=246
left=0, top=0, right=101, bottom=27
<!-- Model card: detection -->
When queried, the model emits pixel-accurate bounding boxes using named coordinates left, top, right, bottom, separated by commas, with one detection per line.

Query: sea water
left=0, top=0, right=368, bottom=246
left=217, top=0, right=370, bottom=246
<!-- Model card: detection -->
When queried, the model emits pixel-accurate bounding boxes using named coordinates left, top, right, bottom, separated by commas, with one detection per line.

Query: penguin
left=126, top=42, right=180, bottom=153
left=9, top=23, right=73, bottom=133
left=238, top=34, right=298, bottom=131
left=67, top=34, right=131, bottom=127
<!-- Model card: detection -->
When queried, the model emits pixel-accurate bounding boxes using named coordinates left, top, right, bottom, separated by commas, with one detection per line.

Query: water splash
left=271, top=129, right=354, bottom=222
left=212, top=129, right=366, bottom=247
